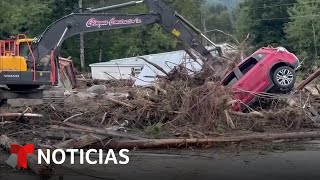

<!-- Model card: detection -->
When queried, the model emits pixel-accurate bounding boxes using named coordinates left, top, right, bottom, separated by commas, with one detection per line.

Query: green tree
left=205, top=4, right=234, bottom=43
left=285, top=0, right=320, bottom=66
left=73, top=0, right=205, bottom=67
left=0, top=0, right=205, bottom=69
left=235, top=0, right=296, bottom=47
left=0, top=0, right=52, bottom=38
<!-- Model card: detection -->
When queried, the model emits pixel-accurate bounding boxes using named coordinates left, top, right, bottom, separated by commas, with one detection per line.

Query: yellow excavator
left=0, top=35, right=31, bottom=72
left=0, top=0, right=222, bottom=104
left=0, top=35, right=63, bottom=104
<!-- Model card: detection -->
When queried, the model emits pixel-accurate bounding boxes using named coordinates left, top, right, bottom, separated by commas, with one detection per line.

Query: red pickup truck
left=222, top=47, right=299, bottom=111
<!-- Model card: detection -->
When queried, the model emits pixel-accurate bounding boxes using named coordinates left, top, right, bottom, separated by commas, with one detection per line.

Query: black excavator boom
left=0, top=0, right=221, bottom=102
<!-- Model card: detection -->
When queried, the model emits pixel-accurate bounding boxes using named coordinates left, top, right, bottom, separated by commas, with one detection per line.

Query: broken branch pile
left=2, top=51, right=320, bottom=177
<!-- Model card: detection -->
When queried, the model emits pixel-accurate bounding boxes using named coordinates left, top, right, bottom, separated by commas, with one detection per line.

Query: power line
left=249, top=14, right=320, bottom=22
left=243, top=0, right=320, bottom=10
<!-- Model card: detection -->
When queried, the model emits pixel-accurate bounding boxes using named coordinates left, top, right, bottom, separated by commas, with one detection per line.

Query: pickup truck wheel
left=272, top=66, right=296, bottom=91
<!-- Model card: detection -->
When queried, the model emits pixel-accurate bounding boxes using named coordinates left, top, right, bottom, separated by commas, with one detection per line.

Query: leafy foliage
left=207, top=0, right=243, bottom=9
left=235, top=0, right=296, bottom=47
left=0, top=0, right=208, bottom=69
left=205, top=4, right=234, bottom=43
left=0, top=0, right=52, bottom=37
left=285, top=0, right=320, bottom=66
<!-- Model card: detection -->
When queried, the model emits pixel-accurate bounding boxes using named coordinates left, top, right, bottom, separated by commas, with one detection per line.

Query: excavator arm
left=27, top=13, right=159, bottom=67
left=28, top=0, right=221, bottom=69
left=0, top=0, right=221, bottom=101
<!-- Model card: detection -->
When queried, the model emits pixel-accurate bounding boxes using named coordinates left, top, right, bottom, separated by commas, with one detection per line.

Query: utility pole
left=98, top=32, right=104, bottom=62
left=79, top=0, right=85, bottom=71
left=201, top=13, right=207, bottom=46
left=98, top=0, right=105, bottom=62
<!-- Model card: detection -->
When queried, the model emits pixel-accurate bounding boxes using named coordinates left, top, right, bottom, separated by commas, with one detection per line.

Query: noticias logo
left=9, top=144, right=130, bottom=169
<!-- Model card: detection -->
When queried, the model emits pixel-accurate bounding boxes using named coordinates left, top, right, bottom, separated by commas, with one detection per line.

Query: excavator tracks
left=43, top=87, right=65, bottom=105
left=0, top=86, right=65, bottom=107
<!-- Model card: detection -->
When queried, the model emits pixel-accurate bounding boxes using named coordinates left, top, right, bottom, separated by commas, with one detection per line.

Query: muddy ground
left=1, top=140, right=320, bottom=180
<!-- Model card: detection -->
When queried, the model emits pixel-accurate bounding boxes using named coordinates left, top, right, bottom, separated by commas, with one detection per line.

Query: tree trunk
left=79, top=0, right=85, bottom=71
left=53, top=134, right=107, bottom=149
left=98, top=32, right=104, bottom=62
left=91, top=131, right=320, bottom=149
left=296, top=68, right=320, bottom=90
left=312, top=22, right=318, bottom=61
left=201, top=13, right=207, bottom=46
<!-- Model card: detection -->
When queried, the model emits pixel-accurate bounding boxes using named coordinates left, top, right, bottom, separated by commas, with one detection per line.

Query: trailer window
left=222, top=72, right=238, bottom=87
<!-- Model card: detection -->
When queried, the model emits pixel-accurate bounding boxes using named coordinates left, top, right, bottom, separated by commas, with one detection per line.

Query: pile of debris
left=2, top=52, right=320, bottom=177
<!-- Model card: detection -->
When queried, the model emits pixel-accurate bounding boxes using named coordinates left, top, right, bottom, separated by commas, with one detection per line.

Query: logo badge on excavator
left=171, top=29, right=181, bottom=37
left=4, top=74, right=20, bottom=78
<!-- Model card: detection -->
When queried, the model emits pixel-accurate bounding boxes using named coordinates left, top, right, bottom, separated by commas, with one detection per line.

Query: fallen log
left=154, top=84, right=167, bottom=95
left=46, top=122, right=137, bottom=150
left=138, top=56, right=169, bottom=76
left=91, top=131, right=320, bottom=149
left=228, top=110, right=264, bottom=118
left=52, top=134, right=107, bottom=149
left=106, top=97, right=135, bottom=109
left=16, top=107, right=31, bottom=121
left=63, top=113, right=84, bottom=122
left=40, top=131, right=81, bottom=141
left=224, top=110, right=235, bottom=129
left=50, top=123, right=144, bottom=140
left=297, top=68, right=320, bottom=90
left=100, top=112, right=108, bottom=125
left=54, top=121, right=117, bottom=132
left=0, top=113, right=43, bottom=118
left=0, top=121, right=14, bottom=125
left=0, top=135, right=54, bottom=177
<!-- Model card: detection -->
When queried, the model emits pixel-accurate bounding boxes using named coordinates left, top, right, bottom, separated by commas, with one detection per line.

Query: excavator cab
left=0, top=35, right=58, bottom=101
left=18, top=37, right=33, bottom=58
left=0, top=36, right=28, bottom=73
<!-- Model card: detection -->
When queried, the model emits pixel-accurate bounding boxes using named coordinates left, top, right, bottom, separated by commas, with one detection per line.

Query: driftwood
left=50, top=122, right=144, bottom=140
left=297, top=68, right=320, bottom=90
left=0, top=121, right=14, bottom=126
left=286, top=98, right=299, bottom=107
left=226, top=100, right=238, bottom=107
left=51, top=134, right=107, bottom=149
left=224, top=110, right=235, bottom=129
left=0, top=113, right=43, bottom=118
left=138, top=56, right=169, bottom=76
left=100, top=112, right=108, bottom=125
left=106, top=97, right=135, bottom=109
left=228, top=110, right=264, bottom=118
left=16, top=107, right=31, bottom=121
left=154, top=84, right=167, bottom=95
left=0, top=135, right=54, bottom=177
left=40, top=121, right=131, bottom=149
left=40, top=131, right=81, bottom=141
left=92, top=131, right=320, bottom=149
left=45, top=122, right=138, bottom=150
left=63, top=113, right=83, bottom=122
